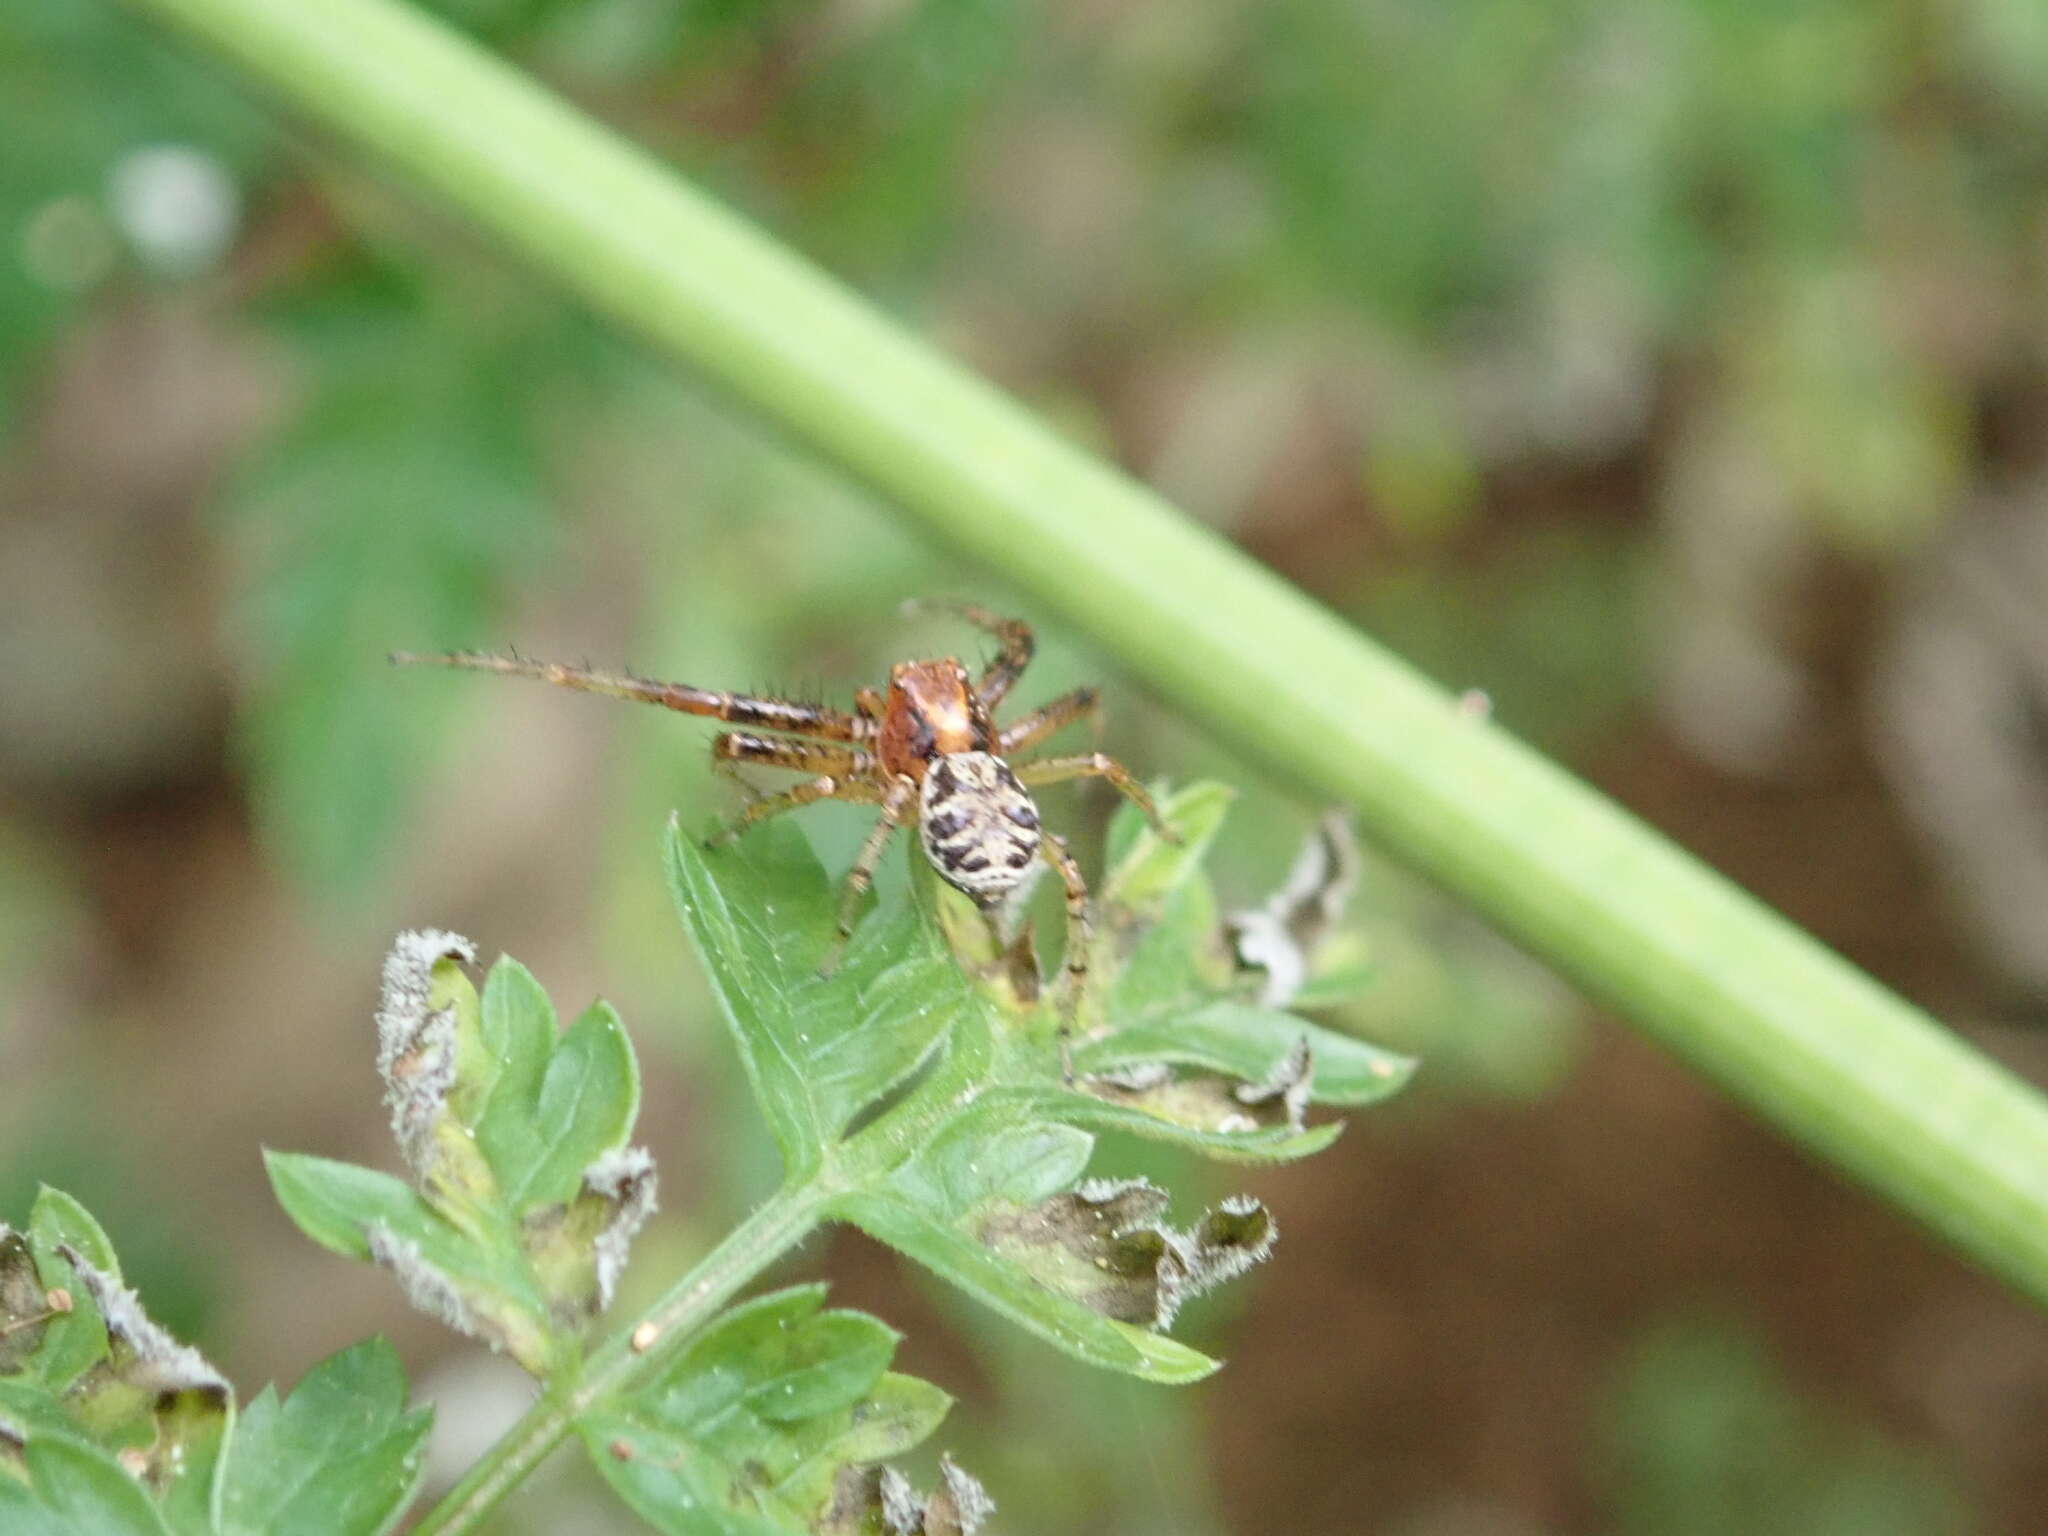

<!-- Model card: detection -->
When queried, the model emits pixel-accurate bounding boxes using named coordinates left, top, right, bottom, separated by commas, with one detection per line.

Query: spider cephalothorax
left=394, top=603, right=1173, bottom=1030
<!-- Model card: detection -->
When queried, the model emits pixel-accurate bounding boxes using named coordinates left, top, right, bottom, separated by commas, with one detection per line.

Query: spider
left=393, top=602, right=1176, bottom=1039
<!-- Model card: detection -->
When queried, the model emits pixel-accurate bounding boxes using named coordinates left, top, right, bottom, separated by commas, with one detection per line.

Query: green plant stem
left=121, top=0, right=2048, bottom=1309
left=411, top=1179, right=831, bottom=1536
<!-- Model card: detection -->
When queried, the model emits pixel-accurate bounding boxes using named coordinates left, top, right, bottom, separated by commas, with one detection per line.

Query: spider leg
left=704, top=773, right=879, bottom=849
left=995, top=687, right=1102, bottom=756
left=1013, top=752, right=1181, bottom=844
left=901, top=600, right=1035, bottom=708
left=712, top=732, right=870, bottom=776
left=391, top=650, right=871, bottom=742
left=1040, top=832, right=1094, bottom=1085
left=819, top=776, right=917, bottom=976
left=711, top=732, right=871, bottom=810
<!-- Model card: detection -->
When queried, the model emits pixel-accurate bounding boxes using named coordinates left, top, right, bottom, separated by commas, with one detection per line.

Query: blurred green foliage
left=224, top=253, right=565, bottom=892
left=0, top=1, right=264, bottom=429
left=1599, top=1313, right=1973, bottom=1536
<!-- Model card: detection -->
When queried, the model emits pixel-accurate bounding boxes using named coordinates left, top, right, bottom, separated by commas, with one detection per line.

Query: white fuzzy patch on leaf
left=931, top=1453, right=995, bottom=1535
left=55, top=1242, right=227, bottom=1400
left=1227, top=812, right=1359, bottom=1006
left=366, top=1224, right=483, bottom=1346
left=879, top=1465, right=923, bottom=1533
left=375, top=929, right=474, bottom=1175
left=582, top=1145, right=658, bottom=1309
left=1232, top=1035, right=1315, bottom=1131
left=980, top=1177, right=1276, bottom=1330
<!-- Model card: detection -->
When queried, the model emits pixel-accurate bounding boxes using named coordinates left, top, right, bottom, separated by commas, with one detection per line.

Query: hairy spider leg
left=390, top=651, right=871, bottom=742
left=820, top=776, right=918, bottom=976
left=1014, top=752, right=1180, bottom=843
left=712, top=732, right=870, bottom=775
left=1039, top=832, right=1094, bottom=1084
left=900, top=601, right=1035, bottom=708
left=711, top=731, right=872, bottom=808
left=996, top=687, right=1103, bottom=756
left=704, top=773, right=881, bottom=848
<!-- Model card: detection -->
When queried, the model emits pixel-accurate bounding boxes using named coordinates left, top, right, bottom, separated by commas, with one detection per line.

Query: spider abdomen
left=918, top=751, right=1041, bottom=904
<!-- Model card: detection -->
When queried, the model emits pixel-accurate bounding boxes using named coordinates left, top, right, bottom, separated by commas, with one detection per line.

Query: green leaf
left=264, top=1150, right=554, bottom=1370
left=1078, top=1000, right=1416, bottom=1106
left=790, top=1369, right=949, bottom=1470
left=228, top=268, right=557, bottom=898
left=579, top=1422, right=789, bottom=1536
left=994, top=1086, right=1344, bottom=1166
left=583, top=1285, right=953, bottom=1533
left=1101, top=782, right=1234, bottom=916
left=830, top=1193, right=1218, bottom=1384
left=219, top=1339, right=432, bottom=1536
left=272, top=938, right=655, bottom=1374
left=25, top=1187, right=117, bottom=1392
left=0, top=1225, right=47, bottom=1375
left=151, top=1386, right=231, bottom=1536
left=469, top=956, right=556, bottom=1176
left=641, top=1287, right=896, bottom=1429
left=264, top=1153, right=433, bottom=1263
left=0, top=1434, right=173, bottom=1536
left=664, top=817, right=985, bottom=1174
left=28, top=1188, right=119, bottom=1278
left=3, top=1196, right=231, bottom=1530
left=890, top=1118, right=1096, bottom=1221
left=0, top=1378, right=85, bottom=1453
left=1105, top=874, right=1229, bottom=1020
left=498, top=1000, right=639, bottom=1209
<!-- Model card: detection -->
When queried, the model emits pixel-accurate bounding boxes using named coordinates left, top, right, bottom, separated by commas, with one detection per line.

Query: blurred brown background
left=8, top=0, right=2048, bottom=1530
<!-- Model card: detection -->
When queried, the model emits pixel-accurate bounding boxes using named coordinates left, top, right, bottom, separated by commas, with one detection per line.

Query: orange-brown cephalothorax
left=876, top=658, right=991, bottom=780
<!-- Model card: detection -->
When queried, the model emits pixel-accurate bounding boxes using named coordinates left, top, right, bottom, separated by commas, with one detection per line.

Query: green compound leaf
left=497, top=998, right=640, bottom=1211
left=830, top=1193, right=1219, bottom=1384
left=1100, top=781, right=1235, bottom=916
left=888, top=1119, right=1097, bottom=1220
left=266, top=936, right=656, bottom=1376
left=581, top=1285, right=954, bottom=1534
left=265, top=1148, right=557, bottom=1375
left=1077, top=999, right=1415, bottom=1107
left=658, top=773, right=1407, bottom=1397
left=664, top=815, right=987, bottom=1178
left=0, top=1434, right=173, bottom=1536
left=464, top=955, right=557, bottom=1178
left=218, top=1338, right=432, bottom=1536
left=5, top=1191, right=433, bottom=1536
left=24, top=1186, right=119, bottom=1392
left=1, top=1193, right=232, bottom=1536
left=265, top=1153, right=432, bottom=1264
left=1063, top=783, right=1417, bottom=1153
left=994, top=1086, right=1345, bottom=1166
left=0, top=1380, right=90, bottom=1473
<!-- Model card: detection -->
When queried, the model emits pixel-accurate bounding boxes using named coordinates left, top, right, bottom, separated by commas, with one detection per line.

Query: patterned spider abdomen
left=919, top=751, right=1041, bottom=904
